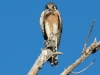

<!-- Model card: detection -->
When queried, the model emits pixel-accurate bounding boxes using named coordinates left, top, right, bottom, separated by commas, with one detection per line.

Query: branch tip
left=71, top=59, right=95, bottom=74
left=93, top=19, right=96, bottom=22
left=82, top=19, right=96, bottom=53
left=53, top=52, right=63, bottom=55
left=93, top=59, right=96, bottom=62
left=94, top=38, right=97, bottom=44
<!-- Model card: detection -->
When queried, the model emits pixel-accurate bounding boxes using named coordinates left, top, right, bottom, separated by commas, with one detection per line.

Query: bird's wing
left=40, top=11, right=47, bottom=40
left=58, top=11, right=62, bottom=34
left=57, top=11, right=62, bottom=49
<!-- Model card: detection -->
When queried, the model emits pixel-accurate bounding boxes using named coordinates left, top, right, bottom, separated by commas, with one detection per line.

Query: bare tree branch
left=60, top=40, right=100, bottom=75
left=27, top=48, right=62, bottom=75
left=71, top=59, right=96, bottom=74
left=60, top=20, right=98, bottom=75
left=82, top=19, right=96, bottom=52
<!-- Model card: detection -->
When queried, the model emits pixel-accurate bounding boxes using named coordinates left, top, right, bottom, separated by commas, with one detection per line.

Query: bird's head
left=45, top=2, right=57, bottom=13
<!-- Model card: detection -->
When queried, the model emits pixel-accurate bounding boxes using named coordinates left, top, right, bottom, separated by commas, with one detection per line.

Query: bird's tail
left=49, top=45, right=58, bottom=66
left=45, top=45, right=58, bottom=66
left=48, top=54, right=58, bottom=66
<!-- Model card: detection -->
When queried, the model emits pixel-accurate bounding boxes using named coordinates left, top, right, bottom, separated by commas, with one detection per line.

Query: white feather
left=45, top=22, right=51, bottom=38
left=53, top=23, right=58, bottom=34
left=40, top=11, right=45, bottom=35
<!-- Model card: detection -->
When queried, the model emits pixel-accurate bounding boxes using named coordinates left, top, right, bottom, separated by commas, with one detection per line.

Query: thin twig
left=71, top=59, right=96, bottom=74
left=83, top=19, right=96, bottom=51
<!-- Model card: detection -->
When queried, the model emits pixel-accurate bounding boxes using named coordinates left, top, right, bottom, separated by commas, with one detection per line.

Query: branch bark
left=60, top=40, right=100, bottom=75
left=27, top=48, right=62, bottom=75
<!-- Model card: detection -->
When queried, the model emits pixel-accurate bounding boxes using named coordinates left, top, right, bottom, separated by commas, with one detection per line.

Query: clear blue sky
left=0, top=0, right=100, bottom=75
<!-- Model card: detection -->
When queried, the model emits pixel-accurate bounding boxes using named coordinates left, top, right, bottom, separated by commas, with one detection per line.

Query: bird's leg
left=44, top=40, right=48, bottom=47
left=54, top=37, right=58, bottom=66
left=51, top=33, right=59, bottom=66
left=50, top=33, right=58, bottom=51
left=44, top=40, right=51, bottom=48
left=44, top=39, right=55, bottom=50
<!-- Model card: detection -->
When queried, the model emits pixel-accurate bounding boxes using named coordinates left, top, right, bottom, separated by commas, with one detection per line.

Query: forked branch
left=27, top=48, right=62, bottom=75
left=83, top=19, right=96, bottom=52
left=60, top=40, right=100, bottom=75
left=60, top=20, right=100, bottom=75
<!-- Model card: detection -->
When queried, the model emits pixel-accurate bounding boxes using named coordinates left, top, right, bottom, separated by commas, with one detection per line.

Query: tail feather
left=48, top=55, right=58, bottom=66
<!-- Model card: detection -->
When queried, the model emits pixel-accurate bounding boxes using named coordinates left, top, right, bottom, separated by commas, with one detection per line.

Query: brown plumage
left=40, top=2, right=62, bottom=66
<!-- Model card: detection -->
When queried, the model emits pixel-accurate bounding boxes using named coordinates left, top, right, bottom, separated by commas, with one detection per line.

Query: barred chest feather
left=45, top=13, right=58, bottom=39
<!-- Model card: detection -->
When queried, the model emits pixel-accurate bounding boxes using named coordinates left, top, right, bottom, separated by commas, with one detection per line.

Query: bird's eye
left=52, top=5, right=55, bottom=8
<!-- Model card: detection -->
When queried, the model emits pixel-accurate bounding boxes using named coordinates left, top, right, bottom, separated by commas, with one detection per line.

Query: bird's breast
left=45, top=13, right=58, bottom=32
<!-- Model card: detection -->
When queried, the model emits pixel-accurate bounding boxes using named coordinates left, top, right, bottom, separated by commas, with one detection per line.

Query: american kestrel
left=40, top=2, right=62, bottom=66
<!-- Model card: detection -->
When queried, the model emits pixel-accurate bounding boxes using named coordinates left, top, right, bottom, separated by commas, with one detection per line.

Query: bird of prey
left=40, top=2, right=62, bottom=66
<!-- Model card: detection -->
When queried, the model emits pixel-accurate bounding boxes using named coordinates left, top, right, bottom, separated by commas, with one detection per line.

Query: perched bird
left=40, top=2, right=62, bottom=66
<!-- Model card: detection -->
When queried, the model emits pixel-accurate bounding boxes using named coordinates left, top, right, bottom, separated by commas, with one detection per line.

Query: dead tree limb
left=60, top=39, right=100, bottom=75
left=71, top=59, right=96, bottom=74
left=82, top=19, right=96, bottom=53
left=27, top=48, right=62, bottom=75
